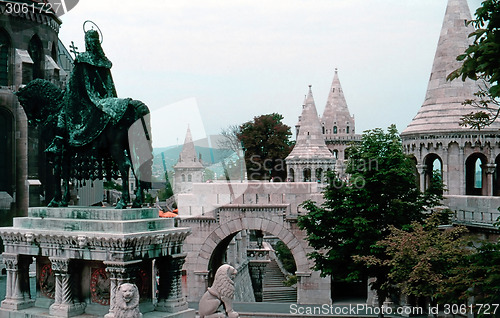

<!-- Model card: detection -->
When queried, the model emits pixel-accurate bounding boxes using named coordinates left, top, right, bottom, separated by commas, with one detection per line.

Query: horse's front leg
left=48, top=164, right=62, bottom=207
left=115, top=151, right=131, bottom=209
left=131, top=179, right=143, bottom=208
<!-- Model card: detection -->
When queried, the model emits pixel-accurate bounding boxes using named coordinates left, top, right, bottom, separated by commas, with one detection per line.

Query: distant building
left=402, top=0, right=500, bottom=233
left=0, top=0, right=71, bottom=222
left=286, top=85, right=335, bottom=182
left=288, top=71, right=361, bottom=181
left=173, top=126, right=205, bottom=194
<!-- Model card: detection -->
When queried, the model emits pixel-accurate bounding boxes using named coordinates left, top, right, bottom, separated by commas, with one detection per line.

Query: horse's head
left=16, top=79, right=64, bottom=125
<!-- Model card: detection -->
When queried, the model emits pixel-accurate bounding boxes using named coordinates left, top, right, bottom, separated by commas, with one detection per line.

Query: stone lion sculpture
left=199, top=264, right=239, bottom=318
left=115, top=283, right=142, bottom=318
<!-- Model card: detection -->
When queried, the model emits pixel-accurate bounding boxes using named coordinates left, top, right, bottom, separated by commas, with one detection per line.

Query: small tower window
left=333, top=126, right=337, bottom=134
left=333, top=150, right=338, bottom=159
left=346, top=126, right=350, bottom=134
left=182, top=174, right=186, bottom=182
left=188, top=174, right=192, bottom=182
left=322, top=126, right=325, bottom=134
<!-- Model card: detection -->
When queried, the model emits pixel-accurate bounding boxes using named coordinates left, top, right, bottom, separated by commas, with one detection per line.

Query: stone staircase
left=262, top=259, right=297, bottom=303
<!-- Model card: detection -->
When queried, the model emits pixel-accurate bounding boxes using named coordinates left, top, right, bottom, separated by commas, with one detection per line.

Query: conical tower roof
left=287, top=86, right=334, bottom=160
left=322, top=69, right=351, bottom=119
left=322, top=69, right=355, bottom=133
left=174, top=126, right=203, bottom=169
left=403, top=0, right=500, bottom=135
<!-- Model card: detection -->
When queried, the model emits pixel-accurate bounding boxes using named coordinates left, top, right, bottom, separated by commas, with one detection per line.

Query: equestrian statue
left=16, top=22, right=152, bottom=209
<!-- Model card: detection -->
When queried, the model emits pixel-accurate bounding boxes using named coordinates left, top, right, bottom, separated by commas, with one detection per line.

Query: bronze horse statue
left=16, top=79, right=152, bottom=209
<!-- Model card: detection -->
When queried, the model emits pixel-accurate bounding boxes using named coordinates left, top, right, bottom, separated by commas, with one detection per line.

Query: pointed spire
left=321, top=69, right=355, bottom=135
left=174, top=126, right=203, bottom=168
left=287, top=86, right=333, bottom=160
left=403, top=0, right=500, bottom=134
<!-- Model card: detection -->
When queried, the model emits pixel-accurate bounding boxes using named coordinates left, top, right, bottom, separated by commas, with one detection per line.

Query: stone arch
left=0, top=29, right=11, bottom=86
left=0, top=108, right=13, bottom=194
left=466, top=153, right=488, bottom=196
left=195, top=217, right=310, bottom=276
left=423, top=153, right=443, bottom=193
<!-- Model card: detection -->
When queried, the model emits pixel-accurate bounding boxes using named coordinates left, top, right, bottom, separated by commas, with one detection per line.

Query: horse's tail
left=128, top=100, right=153, bottom=190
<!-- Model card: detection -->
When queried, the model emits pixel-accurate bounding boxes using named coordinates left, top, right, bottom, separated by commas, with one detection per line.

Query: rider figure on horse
left=48, top=28, right=130, bottom=154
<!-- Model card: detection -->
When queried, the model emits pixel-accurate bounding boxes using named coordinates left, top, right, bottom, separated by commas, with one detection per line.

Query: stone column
left=484, top=163, right=496, bottom=197
left=104, top=263, right=133, bottom=318
left=156, top=254, right=188, bottom=313
left=459, top=146, right=465, bottom=195
left=248, top=261, right=268, bottom=302
left=49, top=257, right=85, bottom=317
left=416, top=164, right=426, bottom=192
left=1, top=254, right=34, bottom=310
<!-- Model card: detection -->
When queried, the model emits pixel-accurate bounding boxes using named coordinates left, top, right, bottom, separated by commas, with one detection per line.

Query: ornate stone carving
left=198, top=264, right=239, bottom=318
left=114, top=283, right=142, bottom=318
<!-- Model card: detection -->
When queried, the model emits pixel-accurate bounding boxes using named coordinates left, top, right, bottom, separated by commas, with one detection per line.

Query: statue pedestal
left=0, top=207, right=195, bottom=318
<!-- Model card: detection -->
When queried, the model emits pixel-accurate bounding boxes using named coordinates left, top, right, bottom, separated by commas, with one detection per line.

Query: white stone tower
left=321, top=69, right=361, bottom=173
left=173, top=126, right=204, bottom=194
left=402, top=0, right=500, bottom=196
left=286, top=85, right=335, bottom=182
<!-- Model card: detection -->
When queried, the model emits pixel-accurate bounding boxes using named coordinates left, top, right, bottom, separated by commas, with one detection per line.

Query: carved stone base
left=156, top=298, right=188, bottom=313
left=49, top=302, right=86, bottom=317
left=1, top=298, right=35, bottom=310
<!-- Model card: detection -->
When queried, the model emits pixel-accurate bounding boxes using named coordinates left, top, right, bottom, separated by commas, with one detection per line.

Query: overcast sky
left=58, top=0, right=483, bottom=148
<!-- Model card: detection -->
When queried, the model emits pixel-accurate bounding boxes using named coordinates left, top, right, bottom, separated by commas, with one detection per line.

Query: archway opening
left=303, top=168, right=311, bottom=182
left=207, top=230, right=298, bottom=303
left=466, top=153, right=487, bottom=196
left=315, top=168, right=323, bottom=183
left=423, top=154, right=443, bottom=195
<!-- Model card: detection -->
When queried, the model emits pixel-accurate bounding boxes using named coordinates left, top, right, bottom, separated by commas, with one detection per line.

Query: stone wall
left=233, top=262, right=255, bottom=302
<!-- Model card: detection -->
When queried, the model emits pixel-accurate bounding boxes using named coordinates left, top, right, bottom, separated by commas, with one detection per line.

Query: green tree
left=298, top=125, right=433, bottom=316
left=448, top=0, right=500, bottom=129
left=357, top=212, right=470, bottom=317
left=238, top=113, right=293, bottom=181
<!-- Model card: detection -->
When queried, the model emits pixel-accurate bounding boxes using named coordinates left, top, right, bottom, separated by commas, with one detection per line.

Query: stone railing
left=444, top=195, right=500, bottom=228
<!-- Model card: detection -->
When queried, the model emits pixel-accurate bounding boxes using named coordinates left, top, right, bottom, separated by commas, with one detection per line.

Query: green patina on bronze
left=16, top=27, right=152, bottom=209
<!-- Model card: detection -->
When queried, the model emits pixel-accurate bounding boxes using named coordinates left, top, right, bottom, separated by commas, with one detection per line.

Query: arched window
left=181, top=174, right=186, bottom=182
left=288, top=168, right=294, bottom=182
left=423, top=154, right=443, bottom=195
left=333, top=149, right=339, bottom=159
left=303, top=168, right=311, bottom=182
left=346, top=126, right=350, bottom=134
left=188, top=174, right=192, bottom=182
left=28, top=35, right=43, bottom=80
left=333, top=126, right=337, bottom=134
left=0, top=30, right=10, bottom=86
left=466, top=154, right=487, bottom=195
left=322, top=126, right=325, bottom=134
left=315, top=168, right=323, bottom=183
